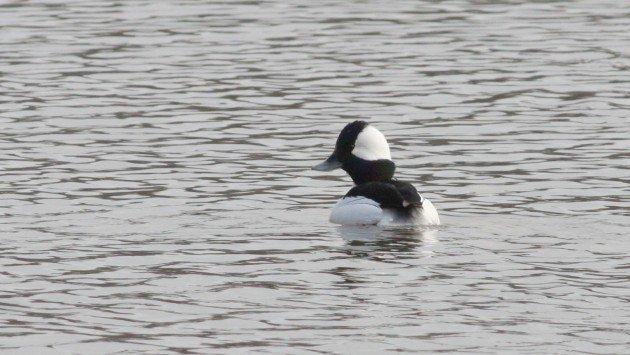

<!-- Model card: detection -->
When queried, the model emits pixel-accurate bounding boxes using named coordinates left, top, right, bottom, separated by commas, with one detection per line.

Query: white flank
left=352, top=125, right=391, bottom=161
left=329, top=196, right=383, bottom=225
left=330, top=195, right=441, bottom=226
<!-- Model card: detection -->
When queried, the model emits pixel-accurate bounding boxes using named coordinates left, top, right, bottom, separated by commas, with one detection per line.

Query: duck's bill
left=312, top=155, right=341, bottom=171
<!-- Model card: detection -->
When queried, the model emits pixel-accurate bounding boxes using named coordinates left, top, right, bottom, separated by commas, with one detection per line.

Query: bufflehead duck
left=313, top=121, right=440, bottom=226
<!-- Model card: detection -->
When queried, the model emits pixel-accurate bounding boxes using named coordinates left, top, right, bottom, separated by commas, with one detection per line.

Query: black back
left=345, top=180, right=423, bottom=213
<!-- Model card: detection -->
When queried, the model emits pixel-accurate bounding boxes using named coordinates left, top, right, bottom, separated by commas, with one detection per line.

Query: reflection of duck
left=339, top=225, right=438, bottom=257
left=313, top=121, right=440, bottom=226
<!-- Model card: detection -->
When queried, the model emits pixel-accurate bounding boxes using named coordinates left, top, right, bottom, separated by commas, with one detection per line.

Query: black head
left=333, top=120, right=369, bottom=163
left=312, top=120, right=395, bottom=184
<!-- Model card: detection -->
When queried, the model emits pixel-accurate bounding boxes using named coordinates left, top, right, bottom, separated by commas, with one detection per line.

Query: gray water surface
left=1, top=0, right=629, bottom=354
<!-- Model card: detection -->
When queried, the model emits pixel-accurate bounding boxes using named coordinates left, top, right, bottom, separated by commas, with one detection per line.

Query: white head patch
left=352, top=125, right=391, bottom=161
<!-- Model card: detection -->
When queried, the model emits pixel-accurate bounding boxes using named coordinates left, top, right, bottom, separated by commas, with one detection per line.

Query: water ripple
left=1, top=0, right=629, bottom=353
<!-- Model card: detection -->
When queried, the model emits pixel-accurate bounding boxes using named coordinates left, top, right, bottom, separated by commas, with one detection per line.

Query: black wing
left=390, top=180, right=423, bottom=206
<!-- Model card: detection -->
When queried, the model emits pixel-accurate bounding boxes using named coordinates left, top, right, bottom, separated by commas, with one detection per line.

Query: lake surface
left=1, top=0, right=629, bottom=353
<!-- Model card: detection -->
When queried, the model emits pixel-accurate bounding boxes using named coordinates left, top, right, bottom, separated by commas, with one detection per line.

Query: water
left=1, top=0, right=629, bottom=353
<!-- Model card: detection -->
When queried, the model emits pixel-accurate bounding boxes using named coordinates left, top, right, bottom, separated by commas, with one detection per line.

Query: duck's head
left=312, top=121, right=396, bottom=185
